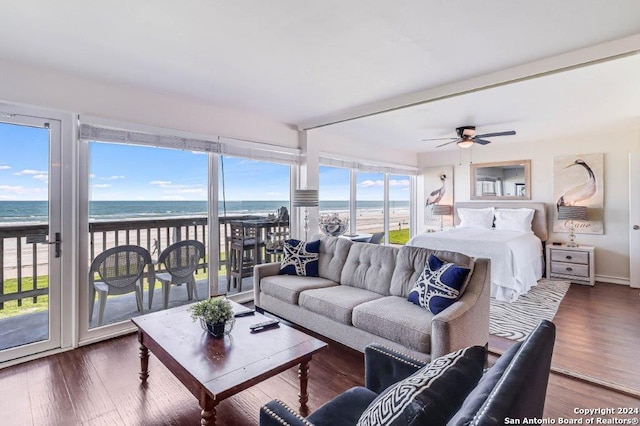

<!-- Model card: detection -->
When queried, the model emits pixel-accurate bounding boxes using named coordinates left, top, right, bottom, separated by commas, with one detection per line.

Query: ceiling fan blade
left=436, top=139, right=461, bottom=148
left=474, top=130, right=516, bottom=138
left=421, top=137, right=458, bottom=141
left=474, top=138, right=492, bottom=145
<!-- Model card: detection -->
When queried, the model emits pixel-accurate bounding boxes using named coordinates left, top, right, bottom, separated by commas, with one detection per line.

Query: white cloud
left=93, top=184, right=111, bottom=188
left=360, top=179, right=384, bottom=188
left=174, top=188, right=206, bottom=194
left=14, top=169, right=47, bottom=176
left=0, top=165, right=10, bottom=170
left=389, top=179, right=410, bottom=187
left=0, top=185, right=45, bottom=195
left=161, top=195, right=186, bottom=200
left=265, top=192, right=281, bottom=196
left=89, top=173, right=96, bottom=178
left=101, top=175, right=125, bottom=180
left=149, top=180, right=172, bottom=186
left=32, top=174, right=48, bottom=181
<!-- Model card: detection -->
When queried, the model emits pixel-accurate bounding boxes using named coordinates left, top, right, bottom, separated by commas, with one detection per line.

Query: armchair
left=260, top=320, right=556, bottom=426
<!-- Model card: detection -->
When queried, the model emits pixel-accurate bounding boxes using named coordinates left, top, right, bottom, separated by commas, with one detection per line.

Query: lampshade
left=457, top=139, right=474, bottom=149
left=557, top=206, right=588, bottom=221
left=432, top=204, right=452, bottom=216
left=292, top=189, right=319, bottom=207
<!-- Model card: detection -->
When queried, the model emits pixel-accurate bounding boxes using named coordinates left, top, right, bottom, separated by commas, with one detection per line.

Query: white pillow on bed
left=494, top=208, right=535, bottom=233
left=457, top=207, right=495, bottom=229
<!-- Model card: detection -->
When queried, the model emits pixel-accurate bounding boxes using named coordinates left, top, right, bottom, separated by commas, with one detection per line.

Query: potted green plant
left=189, top=297, right=235, bottom=338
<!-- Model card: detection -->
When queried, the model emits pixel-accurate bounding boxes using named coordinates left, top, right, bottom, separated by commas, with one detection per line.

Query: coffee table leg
left=200, top=390, right=218, bottom=426
left=298, top=359, right=310, bottom=416
left=138, top=331, right=149, bottom=383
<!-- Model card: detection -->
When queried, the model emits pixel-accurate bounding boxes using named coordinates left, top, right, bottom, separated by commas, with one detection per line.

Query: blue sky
left=1, top=122, right=410, bottom=201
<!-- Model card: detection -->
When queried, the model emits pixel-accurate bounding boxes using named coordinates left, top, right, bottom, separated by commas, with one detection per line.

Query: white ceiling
left=1, top=1, right=640, bottom=152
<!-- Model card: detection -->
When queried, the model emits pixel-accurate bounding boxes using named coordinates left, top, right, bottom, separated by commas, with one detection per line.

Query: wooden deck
left=0, top=281, right=638, bottom=425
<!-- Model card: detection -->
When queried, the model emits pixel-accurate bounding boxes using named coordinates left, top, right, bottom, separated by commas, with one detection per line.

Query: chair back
left=90, top=245, right=152, bottom=289
left=368, top=232, right=385, bottom=244
left=229, top=221, right=258, bottom=246
left=158, top=240, right=205, bottom=279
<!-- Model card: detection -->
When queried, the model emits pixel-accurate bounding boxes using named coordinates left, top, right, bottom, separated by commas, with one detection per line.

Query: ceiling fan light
left=457, top=139, right=474, bottom=149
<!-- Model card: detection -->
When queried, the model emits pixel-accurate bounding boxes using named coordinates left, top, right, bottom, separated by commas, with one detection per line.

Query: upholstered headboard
left=454, top=202, right=548, bottom=242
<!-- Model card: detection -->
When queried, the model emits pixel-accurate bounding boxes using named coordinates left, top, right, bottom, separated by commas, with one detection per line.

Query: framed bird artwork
left=422, top=165, right=454, bottom=229
left=553, top=153, right=604, bottom=234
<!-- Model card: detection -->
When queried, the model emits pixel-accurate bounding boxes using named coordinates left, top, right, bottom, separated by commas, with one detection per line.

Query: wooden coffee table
left=131, top=301, right=327, bottom=425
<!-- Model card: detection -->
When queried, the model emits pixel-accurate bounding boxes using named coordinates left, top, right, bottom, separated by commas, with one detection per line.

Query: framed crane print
left=553, top=153, right=604, bottom=234
left=423, top=165, right=454, bottom=229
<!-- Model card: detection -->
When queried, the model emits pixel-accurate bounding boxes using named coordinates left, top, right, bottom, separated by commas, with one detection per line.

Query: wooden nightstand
left=546, top=244, right=595, bottom=286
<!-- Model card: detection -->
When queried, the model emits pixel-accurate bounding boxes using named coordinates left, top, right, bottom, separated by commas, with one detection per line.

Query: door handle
left=48, top=232, right=61, bottom=258
left=634, top=225, right=640, bottom=230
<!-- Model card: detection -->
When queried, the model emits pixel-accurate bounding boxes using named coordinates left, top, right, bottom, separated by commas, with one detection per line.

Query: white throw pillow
left=457, top=207, right=495, bottom=229
left=494, top=208, right=535, bottom=233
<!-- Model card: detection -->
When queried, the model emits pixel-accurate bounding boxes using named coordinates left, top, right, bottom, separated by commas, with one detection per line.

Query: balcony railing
left=0, top=214, right=268, bottom=312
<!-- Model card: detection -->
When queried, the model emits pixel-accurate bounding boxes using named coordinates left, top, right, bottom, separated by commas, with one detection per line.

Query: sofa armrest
left=260, top=400, right=314, bottom=426
left=364, top=344, right=426, bottom=394
left=253, top=262, right=281, bottom=308
left=430, top=258, right=491, bottom=359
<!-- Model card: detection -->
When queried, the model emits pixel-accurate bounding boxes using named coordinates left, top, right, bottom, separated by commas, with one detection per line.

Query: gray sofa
left=253, top=236, right=491, bottom=361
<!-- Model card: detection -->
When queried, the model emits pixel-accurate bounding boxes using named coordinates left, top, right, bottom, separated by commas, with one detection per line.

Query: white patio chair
left=151, top=240, right=205, bottom=309
left=89, top=245, right=154, bottom=326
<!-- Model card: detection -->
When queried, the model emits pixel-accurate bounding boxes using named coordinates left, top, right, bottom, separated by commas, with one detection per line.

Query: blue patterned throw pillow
left=408, top=254, right=470, bottom=314
left=279, top=239, right=320, bottom=277
left=357, top=345, right=486, bottom=426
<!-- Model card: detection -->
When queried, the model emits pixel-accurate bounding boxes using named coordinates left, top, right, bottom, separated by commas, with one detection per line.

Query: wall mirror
left=470, top=160, right=531, bottom=200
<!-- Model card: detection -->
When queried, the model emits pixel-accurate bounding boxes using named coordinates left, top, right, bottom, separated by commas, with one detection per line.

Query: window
left=87, top=142, right=208, bottom=329
left=389, top=174, right=411, bottom=244
left=356, top=172, right=384, bottom=236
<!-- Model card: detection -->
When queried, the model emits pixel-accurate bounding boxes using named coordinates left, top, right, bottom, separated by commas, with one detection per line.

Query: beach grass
left=389, top=229, right=410, bottom=245
left=0, top=275, right=49, bottom=319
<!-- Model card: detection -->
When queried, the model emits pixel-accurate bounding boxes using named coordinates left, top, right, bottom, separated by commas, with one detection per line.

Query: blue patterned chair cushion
left=356, top=345, right=486, bottom=426
left=407, top=254, right=470, bottom=314
left=279, top=239, right=320, bottom=277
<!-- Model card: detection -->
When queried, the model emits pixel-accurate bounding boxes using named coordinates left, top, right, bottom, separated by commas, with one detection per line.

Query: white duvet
left=407, top=228, right=544, bottom=302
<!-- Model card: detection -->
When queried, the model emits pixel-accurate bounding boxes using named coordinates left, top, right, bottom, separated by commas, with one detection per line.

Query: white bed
left=408, top=202, right=547, bottom=302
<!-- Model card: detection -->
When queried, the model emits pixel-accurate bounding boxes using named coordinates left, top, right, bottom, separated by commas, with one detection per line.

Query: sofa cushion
left=307, top=386, right=378, bottom=426
left=391, top=246, right=475, bottom=297
left=299, top=285, right=383, bottom=325
left=318, top=236, right=353, bottom=282
left=340, top=243, right=398, bottom=295
left=408, top=254, right=471, bottom=314
left=260, top=275, right=339, bottom=305
left=279, top=239, right=320, bottom=277
left=353, top=296, right=433, bottom=353
left=357, top=345, right=486, bottom=426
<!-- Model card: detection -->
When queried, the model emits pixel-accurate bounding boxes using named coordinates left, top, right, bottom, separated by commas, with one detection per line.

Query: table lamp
left=292, top=189, right=319, bottom=240
left=557, top=205, right=588, bottom=247
left=432, top=204, right=452, bottom=231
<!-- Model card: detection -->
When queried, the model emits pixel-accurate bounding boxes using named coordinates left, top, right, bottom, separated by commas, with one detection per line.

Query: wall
left=418, top=121, right=640, bottom=284
left=0, top=59, right=299, bottom=147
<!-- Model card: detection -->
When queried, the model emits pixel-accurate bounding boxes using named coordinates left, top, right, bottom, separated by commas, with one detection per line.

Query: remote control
left=250, top=319, right=280, bottom=332
left=234, top=310, right=255, bottom=317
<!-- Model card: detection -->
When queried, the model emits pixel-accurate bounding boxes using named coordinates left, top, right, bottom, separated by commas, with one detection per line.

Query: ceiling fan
left=422, top=126, right=516, bottom=148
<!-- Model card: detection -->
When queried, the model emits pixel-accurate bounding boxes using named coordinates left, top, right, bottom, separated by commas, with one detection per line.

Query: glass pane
left=356, top=172, right=384, bottom=236
left=218, top=156, right=290, bottom=295
left=319, top=166, right=350, bottom=236
left=88, top=142, right=207, bottom=328
left=0, top=122, right=51, bottom=349
left=389, top=175, right=411, bottom=245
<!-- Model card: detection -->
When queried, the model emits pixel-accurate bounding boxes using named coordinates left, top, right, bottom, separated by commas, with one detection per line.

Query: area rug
left=490, top=279, right=570, bottom=341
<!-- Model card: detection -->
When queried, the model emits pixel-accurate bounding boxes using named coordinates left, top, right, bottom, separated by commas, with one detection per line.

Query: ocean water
left=0, top=200, right=410, bottom=223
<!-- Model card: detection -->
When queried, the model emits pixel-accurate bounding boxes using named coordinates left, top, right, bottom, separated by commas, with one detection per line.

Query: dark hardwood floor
left=0, top=281, right=638, bottom=425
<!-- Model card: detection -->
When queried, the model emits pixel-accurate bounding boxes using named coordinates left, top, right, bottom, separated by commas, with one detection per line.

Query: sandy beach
left=1, top=209, right=410, bottom=280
